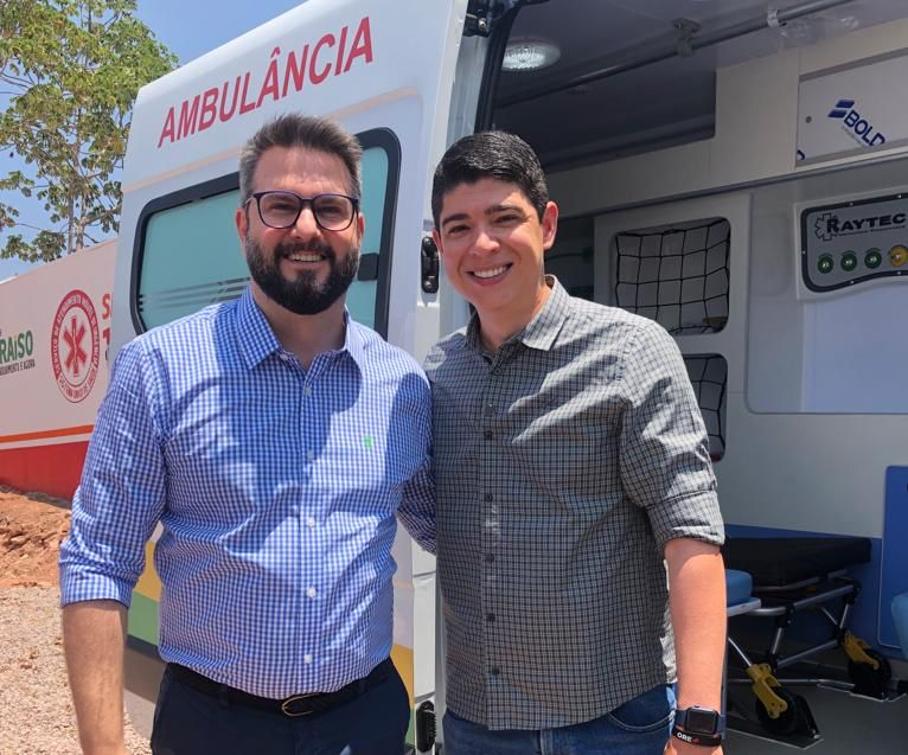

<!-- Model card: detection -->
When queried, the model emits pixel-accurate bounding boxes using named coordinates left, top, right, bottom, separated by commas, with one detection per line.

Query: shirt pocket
left=505, top=378, right=621, bottom=519
left=511, top=377, right=616, bottom=456
left=321, top=433, right=406, bottom=519
left=163, top=401, right=298, bottom=525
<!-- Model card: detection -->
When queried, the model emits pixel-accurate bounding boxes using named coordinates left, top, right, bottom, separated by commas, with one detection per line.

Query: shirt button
left=486, top=613, right=495, bottom=623
left=305, top=516, right=316, bottom=528
left=484, top=493, right=493, bottom=503
left=279, top=352, right=290, bottom=362
left=485, top=553, right=496, bottom=563
left=303, top=386, right=312, bottom=397
left=303, top=654, right=313, bottom=665
left=483, top=430, right=494, bottom=440
left=306, top=450, right=315, bottom=462
left=490, top=666, right=500, bottom=676
left=306, top=587, right=317, bottom=599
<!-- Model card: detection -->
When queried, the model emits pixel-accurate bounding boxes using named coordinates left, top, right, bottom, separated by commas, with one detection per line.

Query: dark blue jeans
left=443, top=684, right=675, bottom=755
left=150, top=664, right=409, bottom=755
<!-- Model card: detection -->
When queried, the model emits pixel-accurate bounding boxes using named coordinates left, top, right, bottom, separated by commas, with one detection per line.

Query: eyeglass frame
left=243, top=190, right=360, bottom=232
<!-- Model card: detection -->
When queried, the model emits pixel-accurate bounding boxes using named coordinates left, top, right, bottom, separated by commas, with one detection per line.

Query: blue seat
left=726, top=568, right=753, bottom=607
left=892, top=592, right=908, bottom=660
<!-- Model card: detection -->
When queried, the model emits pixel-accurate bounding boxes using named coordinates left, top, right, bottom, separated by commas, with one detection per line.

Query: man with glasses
left=60, top=114, right=435, bottom=755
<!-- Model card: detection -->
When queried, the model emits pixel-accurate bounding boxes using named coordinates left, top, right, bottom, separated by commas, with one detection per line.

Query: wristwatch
left=672, top=706, right=725, bottom=747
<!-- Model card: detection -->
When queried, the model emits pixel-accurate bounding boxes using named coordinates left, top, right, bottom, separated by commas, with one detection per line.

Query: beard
left=245, top=236, right=359, bottom=316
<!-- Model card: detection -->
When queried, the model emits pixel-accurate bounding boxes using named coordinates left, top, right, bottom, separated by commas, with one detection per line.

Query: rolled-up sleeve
left=399, top=458, right=436, bottom=555
left=59, top=338, right=166, bottom=607
left=618, top=321, right=724, bottom=550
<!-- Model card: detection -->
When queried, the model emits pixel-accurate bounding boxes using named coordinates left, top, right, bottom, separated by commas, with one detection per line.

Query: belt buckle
left=280, top=693, right=318, bottom=717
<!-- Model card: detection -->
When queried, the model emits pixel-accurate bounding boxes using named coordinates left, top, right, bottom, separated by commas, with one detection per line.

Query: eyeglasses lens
left=259, top=192, right=354, bottom=230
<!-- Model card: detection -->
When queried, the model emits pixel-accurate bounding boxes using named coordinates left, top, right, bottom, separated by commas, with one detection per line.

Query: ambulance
left=9, top=0, right=905, bottom=750
left=0, top=241, right=115, bottom=500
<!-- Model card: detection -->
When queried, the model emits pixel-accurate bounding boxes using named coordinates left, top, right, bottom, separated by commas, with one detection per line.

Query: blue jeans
left=150, top=663, right=409, bottom=754
left=443, top=684, right=675, bottom=755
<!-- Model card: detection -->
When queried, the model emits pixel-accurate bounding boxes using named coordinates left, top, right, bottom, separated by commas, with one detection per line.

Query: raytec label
left=813, top=210, right=906, bottom=242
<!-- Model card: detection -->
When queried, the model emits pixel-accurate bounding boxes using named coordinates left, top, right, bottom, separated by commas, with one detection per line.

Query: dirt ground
left=0, top=487, right=151, bottom=754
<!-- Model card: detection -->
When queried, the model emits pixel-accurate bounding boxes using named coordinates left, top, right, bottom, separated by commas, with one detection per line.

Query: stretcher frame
left=728, top=569, right=860, bottom=685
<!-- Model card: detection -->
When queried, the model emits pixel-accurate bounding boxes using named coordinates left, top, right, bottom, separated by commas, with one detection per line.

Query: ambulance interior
left=470, top=0, right=908, bottom=750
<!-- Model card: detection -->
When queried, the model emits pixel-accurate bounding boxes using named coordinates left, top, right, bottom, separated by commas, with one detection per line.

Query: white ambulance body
left=0, top=242, right=115, bottom=500
left=111, top=0, right=908, bottom=749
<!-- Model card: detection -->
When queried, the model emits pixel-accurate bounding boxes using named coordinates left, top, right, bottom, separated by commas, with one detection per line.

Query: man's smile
left=468, top=262, right=512, bottom=283
left=285, top=251, right=326, bottom=263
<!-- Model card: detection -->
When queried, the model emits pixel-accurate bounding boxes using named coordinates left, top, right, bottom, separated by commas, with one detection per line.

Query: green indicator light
left=817, top=255, right=834, bottom=274
left=865, top=248, right=882, bottom=269
left=841, top=252, right=858, bottom=272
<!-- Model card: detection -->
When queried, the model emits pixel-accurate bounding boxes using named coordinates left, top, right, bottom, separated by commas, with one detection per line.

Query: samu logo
left=828, top=99, right=886, bottom=148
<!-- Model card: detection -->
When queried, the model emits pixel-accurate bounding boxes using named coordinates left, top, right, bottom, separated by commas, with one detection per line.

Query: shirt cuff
left=59, top=567, right=135, bottom=609
left=646, top=491, right=725, bottom=552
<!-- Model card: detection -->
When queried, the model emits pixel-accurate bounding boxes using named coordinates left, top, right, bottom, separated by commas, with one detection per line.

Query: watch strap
left=671, top=726, right=724, bottom=747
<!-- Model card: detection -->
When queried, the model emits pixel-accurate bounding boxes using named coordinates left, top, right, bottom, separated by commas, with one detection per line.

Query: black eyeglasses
left=244, top=191, right=359, bottom=231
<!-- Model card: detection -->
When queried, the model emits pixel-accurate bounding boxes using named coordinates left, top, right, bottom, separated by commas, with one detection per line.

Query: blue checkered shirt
left=60, top=288, right=435, bottom=697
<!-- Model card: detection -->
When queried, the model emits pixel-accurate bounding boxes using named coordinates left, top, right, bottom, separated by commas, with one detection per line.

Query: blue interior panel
left=880, top=466, right=908, bottom=650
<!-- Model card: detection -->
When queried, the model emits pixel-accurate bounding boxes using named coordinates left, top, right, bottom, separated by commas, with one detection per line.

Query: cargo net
left=684, top=354, right=727, bottom=462
left=614, top=218, right=730, bottom=335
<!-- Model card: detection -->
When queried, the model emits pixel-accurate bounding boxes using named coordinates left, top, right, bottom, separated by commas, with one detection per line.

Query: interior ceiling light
left=502, top=37, right=561, bottom=71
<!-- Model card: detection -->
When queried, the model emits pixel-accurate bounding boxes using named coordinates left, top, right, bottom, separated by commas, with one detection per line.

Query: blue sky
left=0, top=0, right=302, bottom=281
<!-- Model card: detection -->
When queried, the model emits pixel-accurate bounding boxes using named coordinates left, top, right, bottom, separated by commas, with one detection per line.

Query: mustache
left=275, top=240, right=334, bottom=259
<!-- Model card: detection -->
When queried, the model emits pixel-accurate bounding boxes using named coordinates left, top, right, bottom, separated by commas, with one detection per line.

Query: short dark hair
left=431, top=131, right=548, bottom=227
left=239, top=114, right=363, bottom=203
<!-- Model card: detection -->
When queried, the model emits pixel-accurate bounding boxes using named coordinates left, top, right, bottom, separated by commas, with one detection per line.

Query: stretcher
left=721, top=536, right=894, bottom=742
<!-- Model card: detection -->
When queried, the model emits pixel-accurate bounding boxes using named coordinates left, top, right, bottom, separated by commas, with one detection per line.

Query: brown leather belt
left=167, top=658, right=394, bottom=717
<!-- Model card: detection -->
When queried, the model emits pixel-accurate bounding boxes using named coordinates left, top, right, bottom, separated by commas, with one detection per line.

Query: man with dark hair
left=426, top=130, right=727, bottom=754
left=60, top=114, right=435, bottom=755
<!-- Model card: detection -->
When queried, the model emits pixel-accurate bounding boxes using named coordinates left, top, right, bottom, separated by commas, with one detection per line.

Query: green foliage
left=0, top=0, right=176, bottom=261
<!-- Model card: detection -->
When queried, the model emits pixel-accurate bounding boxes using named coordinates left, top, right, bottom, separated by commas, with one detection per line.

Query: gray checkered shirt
left=424, top=276, right=724, bottom=730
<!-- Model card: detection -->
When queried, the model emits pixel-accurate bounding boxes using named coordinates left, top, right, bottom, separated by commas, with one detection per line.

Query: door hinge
left=464, top=0, right=520, bottom=37
left=465, top=0, right=549, bottom=37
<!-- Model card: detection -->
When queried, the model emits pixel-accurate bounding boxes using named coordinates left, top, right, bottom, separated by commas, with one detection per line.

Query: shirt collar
left=342, top=315, right=367, bottom=373
left=465, top=275, right=570, bottom=354
left=235, top=288, right=366, bottom=372
left=236, top=288, right=283, bottom=369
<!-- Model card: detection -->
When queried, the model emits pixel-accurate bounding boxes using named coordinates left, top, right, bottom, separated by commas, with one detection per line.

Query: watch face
left=685, top=707, right=718, bottom=734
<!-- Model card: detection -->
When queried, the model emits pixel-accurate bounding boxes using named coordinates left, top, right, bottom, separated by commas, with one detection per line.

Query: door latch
left=421, top=236, right=439, bottom=294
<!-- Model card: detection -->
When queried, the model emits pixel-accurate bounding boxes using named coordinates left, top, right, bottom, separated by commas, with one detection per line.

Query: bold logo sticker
left=51, top=289, right=100, bottom=403
left=827, top=98, right=886, bottom=148
left=827, top=99, right=855, bottom=119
